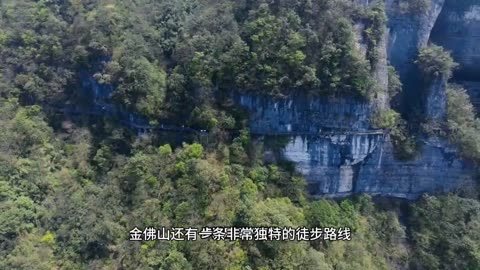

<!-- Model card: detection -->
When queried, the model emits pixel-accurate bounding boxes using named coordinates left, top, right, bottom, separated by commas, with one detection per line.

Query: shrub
left=371, top=108, right=400, bottom=129
left=415, top=45, right=458, bottom=80
left=387, top=65, right=402, bottom=101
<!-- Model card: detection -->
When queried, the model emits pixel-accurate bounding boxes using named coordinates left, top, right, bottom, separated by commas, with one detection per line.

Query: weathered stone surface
left=431, top=0, right=480, bottom=79
left=354, top=22, right=368, bottom=58
left=237, top=94, right=373, bottom=133
left=386, top=0, right=445, bottom=78
left=373, top=22, right=390, bottom=109
left=284, top=134, right=473, bottom=199
left=357, top=136, right=473, bottom=199
left=425, top=76, right=447, bottom=120
left=261, top=133, right=474, bottom=199
left=239, top=94, right=475, bottom=199
left=431, top=0, right=480, bottom=114
left=280, top=133, right=383, bottom=196
left=385, top=0, right=446, bottom=119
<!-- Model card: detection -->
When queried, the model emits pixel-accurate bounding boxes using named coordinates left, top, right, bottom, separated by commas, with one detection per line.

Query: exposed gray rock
left=385, top=0, right=446, bottom=120
left=373, top=23, right=389, bottom=109
left=284, top=134, right=473, bottom=199
left=430, top=0, right=480, bottom=114
left=431, top=0, right=480, bottom=79
left=460, top=81, right=480, bottom=112
left=264, top=132, right=474, bottom=199
left=386, top=0, right=445, bottom=78
left=353, top=22, right=369, bottom=59
left=425, top=75, right=447, bottom=120
left=357, top=136, right=474, bottom=199
left=239, top=93, right=475, bottom=199
left=237, top=94, right=373, bottom=133
left=280, top=133, right=384, bottom=195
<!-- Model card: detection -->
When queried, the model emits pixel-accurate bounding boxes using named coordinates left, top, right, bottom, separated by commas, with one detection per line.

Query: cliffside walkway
left=45, top=104, right=385, bottom=138
left=45, top=104, right=203, bottom=135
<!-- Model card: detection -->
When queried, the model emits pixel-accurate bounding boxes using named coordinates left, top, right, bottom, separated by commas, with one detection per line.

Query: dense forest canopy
left=1, top=0, right=480, bottom=269
left=0, top=0, right=380, bottom=122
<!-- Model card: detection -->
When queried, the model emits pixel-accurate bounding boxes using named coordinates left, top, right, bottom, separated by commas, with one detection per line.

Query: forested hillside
left=1, top=0, right=480, bottom=269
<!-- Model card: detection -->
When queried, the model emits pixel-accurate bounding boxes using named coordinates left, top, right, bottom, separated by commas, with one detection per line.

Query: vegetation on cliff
left=1, top=0, right=479, bottom=269
left=446, top=84, right=480, bottom=161
left=0, top=98, right=410, bottom=269
left=414, top=44, right=480, bottom=161
left=0, top=0, right=382, bottom=125
left=410, top=195, right=480, bottom=270
left=416, top=45, right=458, bottom=80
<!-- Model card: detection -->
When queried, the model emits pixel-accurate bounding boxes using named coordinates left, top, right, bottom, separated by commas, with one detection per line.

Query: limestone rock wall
left=240, top=94, right=475, bottom=199
left=430, top=0, right=480, bottom=112
left=238, top=95, right=373, bottom=133
left=431, top=0, right=480, bottom=79
left=386, top=0, right=445, bottom=79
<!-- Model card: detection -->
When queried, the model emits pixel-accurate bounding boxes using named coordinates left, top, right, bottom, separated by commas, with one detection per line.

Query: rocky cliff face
left=238, top=95, right=373, bottom=133
left=430, top=0, right=480, bottom=111
left=431, top=0, right=480, bottom=79
left=282, top=133, right=383, bottom=196
left=386, top=0, right=446, bottom=117
left=240, top=93, right=474, bottom=199
left=238, top=0, right=479, bottom=199
left=386, top=0, right=445, bottom=79
left=425, top=75, right=447, bottom=120
left=357, top=136, right=472, bottom=198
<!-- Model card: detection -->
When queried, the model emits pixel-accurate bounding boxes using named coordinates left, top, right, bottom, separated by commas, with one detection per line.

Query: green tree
left=4, top=231, right=55, bottom=270
left=114, top=57, right=167, bottom=118
left=446, top=84, right=480, bottom=160
left=416, top=44, right=458, bottom=79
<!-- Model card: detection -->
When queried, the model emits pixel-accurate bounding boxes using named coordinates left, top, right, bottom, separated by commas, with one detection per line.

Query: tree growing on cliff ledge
left=415, top=44, right=458, bottom=80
